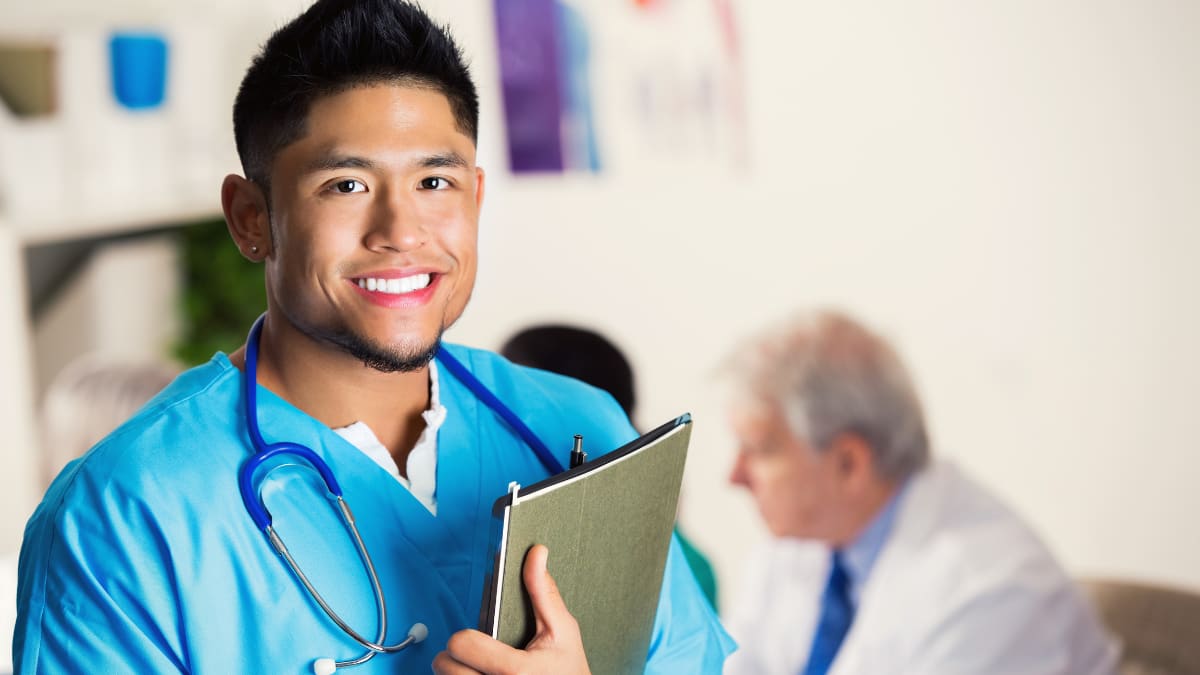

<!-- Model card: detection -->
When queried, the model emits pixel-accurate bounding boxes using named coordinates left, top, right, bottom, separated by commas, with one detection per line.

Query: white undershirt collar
left=331, top=360, right=446, bottom=515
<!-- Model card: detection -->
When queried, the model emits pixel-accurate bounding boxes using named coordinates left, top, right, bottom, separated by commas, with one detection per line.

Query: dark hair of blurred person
left=500, top=324, right=636, bottom=420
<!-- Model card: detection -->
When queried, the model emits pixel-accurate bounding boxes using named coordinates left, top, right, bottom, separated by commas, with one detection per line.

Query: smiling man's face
left=263, top=83, right=484, bottom=371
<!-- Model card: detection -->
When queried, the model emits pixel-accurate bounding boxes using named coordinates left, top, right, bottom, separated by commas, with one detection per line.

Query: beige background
left=1, top=0, right=1197, bottom=618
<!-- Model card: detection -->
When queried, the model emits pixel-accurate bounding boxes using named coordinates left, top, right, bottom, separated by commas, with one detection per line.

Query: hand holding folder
left=479, top=415, right=693, bottom=674
left=433, top=544, right=590, bottom=674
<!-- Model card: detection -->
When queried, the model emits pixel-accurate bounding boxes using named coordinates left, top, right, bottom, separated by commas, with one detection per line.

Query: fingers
left=431, top=649, right=481, bottom=675
left=439, top=629, right=524, bottom=674
left=438, top=554, right=590, bottom=675
left=523, top=544, right=575, bottom=642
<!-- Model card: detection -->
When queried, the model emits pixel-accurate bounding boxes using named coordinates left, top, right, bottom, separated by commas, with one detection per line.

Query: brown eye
left=333, top=179, right=365, bottom=193
left=419, top=177, right=449, bottom=190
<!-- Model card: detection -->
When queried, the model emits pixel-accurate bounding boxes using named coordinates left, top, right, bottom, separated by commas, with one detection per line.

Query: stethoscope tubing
left=237, top=314, right=563, bottom=670
left=238, top=317, right=346, bottom=530
left=434, top=344, right=565, bottom=474
left=239, top=315, right=417, bottom=668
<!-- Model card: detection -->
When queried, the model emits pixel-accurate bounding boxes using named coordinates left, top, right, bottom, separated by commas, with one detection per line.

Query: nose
left=364, top=192, right=428, bottom=253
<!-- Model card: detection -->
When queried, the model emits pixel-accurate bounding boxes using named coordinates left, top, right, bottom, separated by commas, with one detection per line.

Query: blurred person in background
left=501, top=323, right=720, bottom=611
left=721, top=310, right=1117, bottom=675
left=1, top=354, right=179, bottom=675
left=39, top=354, right=181, bottom=485
left=13, top=1, right=732, bottom=673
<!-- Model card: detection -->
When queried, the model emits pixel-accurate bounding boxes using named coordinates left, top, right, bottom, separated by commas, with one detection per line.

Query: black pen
left=569, top=434, right=587, bottom=468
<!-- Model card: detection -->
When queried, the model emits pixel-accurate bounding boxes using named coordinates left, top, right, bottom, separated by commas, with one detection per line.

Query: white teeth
left=357, top=273, right=432, bottom=295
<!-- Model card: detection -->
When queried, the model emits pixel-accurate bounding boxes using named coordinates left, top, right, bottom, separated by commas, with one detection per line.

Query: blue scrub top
left=14, top=344, right=734, bottom=673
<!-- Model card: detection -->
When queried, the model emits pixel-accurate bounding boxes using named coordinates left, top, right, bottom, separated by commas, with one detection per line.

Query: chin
left=385, top=332, right=439, bottom=353
left=767, top=518, right=816, bottom=540
left=763, top=519, right=792, bottom=539
left=367, top=320, right=443, bottom=353
left=320, top=321, right=444, bottom=374
left=384, top=330, right=444, bottom=357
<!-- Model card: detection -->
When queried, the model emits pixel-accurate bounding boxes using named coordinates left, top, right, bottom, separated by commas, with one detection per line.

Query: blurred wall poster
left=622, top=0, right=747, bottom=170
left=494, top=0, right=601, bottom=174
left=494, top=0, right=746, bottom=175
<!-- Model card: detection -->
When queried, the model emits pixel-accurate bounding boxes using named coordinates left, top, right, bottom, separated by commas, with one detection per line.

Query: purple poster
left=494, top=0, right=565, bottom=173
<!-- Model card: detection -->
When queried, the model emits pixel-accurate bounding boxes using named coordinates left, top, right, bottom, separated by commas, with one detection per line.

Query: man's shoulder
left=439, top=342, right=636, bottom=449
left=105, top=354, right=238, bottom=445
left=865, top=463, right=1119, bottom=671
left=440, top=342, right=608, bottom=392
left=44, top=355, right=243, bottom=504
left=891, top=461, right=1075, bottom=599
left=440, top=343, right=628, bottom=415
left=912, top=463, right=1052, bottom=552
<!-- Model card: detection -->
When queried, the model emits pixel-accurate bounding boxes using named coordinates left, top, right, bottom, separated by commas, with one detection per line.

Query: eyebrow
left=303, top=154, right=375, bottom=174
left=303, top=151, right=469, bottom=174
left=418, top=152, right=470, bottom=169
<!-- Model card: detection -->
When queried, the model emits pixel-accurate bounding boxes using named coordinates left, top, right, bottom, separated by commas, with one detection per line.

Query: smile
left=356, top=274, right=432, bottom=295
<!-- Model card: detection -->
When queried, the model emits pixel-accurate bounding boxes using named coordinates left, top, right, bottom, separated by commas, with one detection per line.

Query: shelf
left=7, top=190, right=224, bottom=247
left=0, top=25, right=236, bottom=247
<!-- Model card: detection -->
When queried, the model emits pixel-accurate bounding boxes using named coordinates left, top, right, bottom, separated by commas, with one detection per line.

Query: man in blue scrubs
left=13, top=1, right=733, bottom=672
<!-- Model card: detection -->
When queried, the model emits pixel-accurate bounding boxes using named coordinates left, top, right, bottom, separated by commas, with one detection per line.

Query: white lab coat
left=724, top=461, right=1119, bottom=675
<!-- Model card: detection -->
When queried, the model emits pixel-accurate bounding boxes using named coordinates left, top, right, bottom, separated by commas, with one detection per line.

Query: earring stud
left=250, top=245, right=260, bottom=255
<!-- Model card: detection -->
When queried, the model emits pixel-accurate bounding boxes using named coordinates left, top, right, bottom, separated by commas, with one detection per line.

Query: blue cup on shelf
left=109, top=31, right=169, bottom=110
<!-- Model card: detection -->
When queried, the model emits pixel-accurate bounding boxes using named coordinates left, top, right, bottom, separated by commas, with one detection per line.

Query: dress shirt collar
left=839, top=478, right=910, bottom=605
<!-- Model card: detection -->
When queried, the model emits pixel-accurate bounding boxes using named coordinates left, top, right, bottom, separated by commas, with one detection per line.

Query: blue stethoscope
left=237, top=315, right=564, bottom=673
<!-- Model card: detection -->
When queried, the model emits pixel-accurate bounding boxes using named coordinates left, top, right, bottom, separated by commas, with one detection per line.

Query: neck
left=231, top=313, right=432, bottom=466
left=832, top=477, right=901, bottom=548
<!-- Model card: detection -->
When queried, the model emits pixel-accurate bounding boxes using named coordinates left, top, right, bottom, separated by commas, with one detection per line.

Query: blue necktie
left=801, top=551, right=855, bottom=675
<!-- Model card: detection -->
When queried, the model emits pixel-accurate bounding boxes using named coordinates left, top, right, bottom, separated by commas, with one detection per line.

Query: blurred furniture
left=1078, top=578, right=1200, bottom=675
left=0, top=30, right=228, bottom=554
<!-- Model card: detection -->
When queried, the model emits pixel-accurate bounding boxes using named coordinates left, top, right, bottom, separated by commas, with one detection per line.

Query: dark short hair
left=501, top=325, right=637, bottom=418
left=232, top=0, right=478, bottom=190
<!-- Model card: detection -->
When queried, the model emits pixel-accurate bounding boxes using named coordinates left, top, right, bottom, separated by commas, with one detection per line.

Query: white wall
left=446, top=0, right=1200, bottom=608
left=2, top=0, right=1197, bottom=613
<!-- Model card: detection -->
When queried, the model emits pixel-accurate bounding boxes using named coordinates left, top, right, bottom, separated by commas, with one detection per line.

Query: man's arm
left=905, top=577, right=1118, bottom=675
left=644, top=536, right=736, bottom=674
left=15, top=488, right=186, bottom=673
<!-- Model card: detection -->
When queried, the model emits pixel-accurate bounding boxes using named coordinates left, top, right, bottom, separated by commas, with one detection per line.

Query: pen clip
left=570, top=434, right=587, bottom=469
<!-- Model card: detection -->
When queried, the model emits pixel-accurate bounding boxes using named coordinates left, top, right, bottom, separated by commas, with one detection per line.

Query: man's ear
left=221, top=175, right=271, bottom=261
left=829, top=431, right=877, bottom=493
left=474, top=166, right=486, bottom=209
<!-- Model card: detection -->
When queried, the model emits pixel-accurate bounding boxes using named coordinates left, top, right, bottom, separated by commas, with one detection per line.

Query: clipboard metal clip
left=507, top=480, right=522, bottom=507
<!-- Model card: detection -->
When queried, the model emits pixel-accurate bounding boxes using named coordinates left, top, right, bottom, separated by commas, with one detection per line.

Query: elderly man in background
left=722, top=311, right=1117, bottom=675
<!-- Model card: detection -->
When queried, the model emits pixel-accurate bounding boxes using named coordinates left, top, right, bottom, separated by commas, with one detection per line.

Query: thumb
left=523, top=544, right=573, bottom=640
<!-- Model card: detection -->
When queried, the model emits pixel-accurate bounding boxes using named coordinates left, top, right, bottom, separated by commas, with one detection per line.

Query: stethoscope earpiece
left=313, top=657, right=336, bottom=675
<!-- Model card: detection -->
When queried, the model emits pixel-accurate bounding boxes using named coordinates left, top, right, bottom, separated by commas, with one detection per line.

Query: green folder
left=479, top=414, right=693, bottom=674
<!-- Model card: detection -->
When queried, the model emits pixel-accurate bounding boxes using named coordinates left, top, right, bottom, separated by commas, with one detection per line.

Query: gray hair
left=725, top=310, right=930, bottom=480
